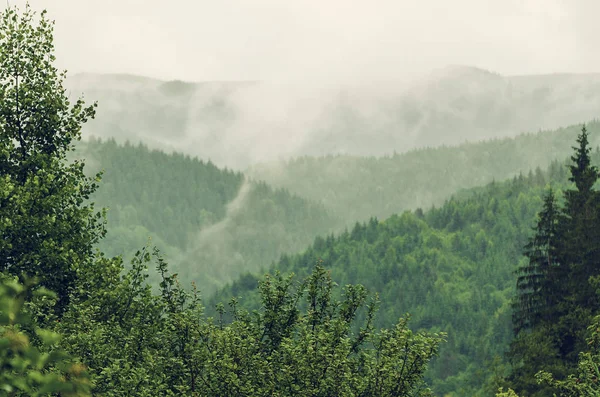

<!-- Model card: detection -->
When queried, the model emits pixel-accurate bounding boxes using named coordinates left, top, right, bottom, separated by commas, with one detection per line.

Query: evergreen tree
left=513, top=189, right=560, bottom=333
left=508, top=126, right=600, bottom=396
left=567, top=126, right=597, bottom=194
left=560, top=126, right=600, bottom=311
left=553, top=126, right=600, bottom=366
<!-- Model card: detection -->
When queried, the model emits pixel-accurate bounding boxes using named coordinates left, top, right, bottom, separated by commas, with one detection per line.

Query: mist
left=176, top=178, right=253, bottom=292
left=63, top=68, right=600, bottom=169
left=2, top=1, right=594, bottom=169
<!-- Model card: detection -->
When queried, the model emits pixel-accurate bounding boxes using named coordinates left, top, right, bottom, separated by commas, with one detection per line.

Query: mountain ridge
left=67, top=66, right=600, bottom=169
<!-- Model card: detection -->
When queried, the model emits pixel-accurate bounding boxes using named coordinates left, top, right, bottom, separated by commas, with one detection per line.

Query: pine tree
left=513, top=189, right=560, bottom=333
left=560, top=126, right=600, bottom=311
left=508, top=126, right=600, bottom=396
left=509, top=189, right=565, bottom=397
left=552, top=125, right=600, bottom=366
left=568, top=126, right=597, bottom=194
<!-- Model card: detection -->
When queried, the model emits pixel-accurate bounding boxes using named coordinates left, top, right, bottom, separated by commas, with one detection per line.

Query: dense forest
left=78, top=138, right=339, bottom=293
left=0, top=7, right=442, bottom=395
left=76, top=123, right=599, bottom=296
left=3, top=4, right=600, bottom=397
left=247, top=123, right=600, bottom=222
left=217, top=154, right=579, bottom=395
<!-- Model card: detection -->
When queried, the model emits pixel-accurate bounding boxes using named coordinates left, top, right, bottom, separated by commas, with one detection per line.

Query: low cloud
left=10, top=0, right=597, bottom=82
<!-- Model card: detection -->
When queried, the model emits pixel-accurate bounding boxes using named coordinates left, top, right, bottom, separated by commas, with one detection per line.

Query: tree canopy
left=0, top=5, right=444, bottom=395
left=0, top=5, right=103, bottom=314
left=509, top=126, right=600, bottom=396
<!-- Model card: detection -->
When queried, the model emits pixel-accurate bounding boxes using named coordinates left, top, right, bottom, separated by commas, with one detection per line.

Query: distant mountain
left=66, top=67, right=600, bottom=169
left=66, top=73, right=253, bottom=166
left=247, top=121, right=600, bottom=223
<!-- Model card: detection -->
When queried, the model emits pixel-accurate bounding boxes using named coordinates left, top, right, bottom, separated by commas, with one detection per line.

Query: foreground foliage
left=0, top=4, right=103, bottom=315
left=496, top=315, right=600, bottom=397
left=0, top=5, right=443, bottom=395
left=535, top=315, right=600, bottom=396
left=0, top=277, right=91, bottom=396
left=58, top=250, right=445, bottom=396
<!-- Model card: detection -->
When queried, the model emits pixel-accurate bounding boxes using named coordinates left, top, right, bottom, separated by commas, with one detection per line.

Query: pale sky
left=8, top=0, right=600, bottom=82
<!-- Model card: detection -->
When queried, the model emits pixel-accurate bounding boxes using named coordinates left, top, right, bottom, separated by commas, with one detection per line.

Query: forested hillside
left=79, top=123, right=599, bottom=298
left=72, top=74, right=600, bottom=396
left=0, top=7, right=444, bottom=395
left=248, top=122, right=600, bottom=222
left=215, top=155, right=586, bottom=396
left=80, top=138, right=340, bottom=294
left=9, top=3, right=600, bottom=397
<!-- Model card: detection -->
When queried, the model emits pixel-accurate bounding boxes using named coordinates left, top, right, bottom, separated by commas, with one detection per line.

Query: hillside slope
left=214, top=156, right=582, bottom=396
left=81, top=122, right=599, bottom=299
left=80, top=138, right=340, bottom=294
left=248, top=121, right=600, bottom=222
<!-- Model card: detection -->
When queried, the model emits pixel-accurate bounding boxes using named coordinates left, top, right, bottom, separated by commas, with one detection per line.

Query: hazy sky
left=9, top=0, right=600, bottom=82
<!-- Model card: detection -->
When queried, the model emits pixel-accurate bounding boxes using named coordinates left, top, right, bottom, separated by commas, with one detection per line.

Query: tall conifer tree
left=560, top=126, right=600, bottom=310
left=513, top=189, right=560, bottom=333
left=509, top=126, right=600, bottom=396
